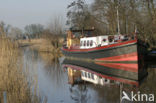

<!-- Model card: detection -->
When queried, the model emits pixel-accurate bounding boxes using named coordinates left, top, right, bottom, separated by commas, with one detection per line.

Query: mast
left=117, top=1, right=120, bottom=35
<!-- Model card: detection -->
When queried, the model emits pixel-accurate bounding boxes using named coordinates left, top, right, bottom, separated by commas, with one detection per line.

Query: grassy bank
left=18, top=38, right=63, bottom=54
left=0, top=35, right=43, bottom=103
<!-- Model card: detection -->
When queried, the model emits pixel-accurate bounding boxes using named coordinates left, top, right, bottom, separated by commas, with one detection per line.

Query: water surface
left=22, top=48, right=156, bottom=103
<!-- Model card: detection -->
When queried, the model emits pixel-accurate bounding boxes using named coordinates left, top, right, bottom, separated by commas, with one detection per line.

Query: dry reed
left=0, top=35, right=44, bottom=103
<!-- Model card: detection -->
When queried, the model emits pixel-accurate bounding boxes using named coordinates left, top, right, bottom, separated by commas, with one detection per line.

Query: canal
left=22, top=48, right=156, bottom=103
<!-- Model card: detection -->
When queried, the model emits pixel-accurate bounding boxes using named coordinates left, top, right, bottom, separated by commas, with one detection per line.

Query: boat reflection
left=62, top=59, right=148, bottom=87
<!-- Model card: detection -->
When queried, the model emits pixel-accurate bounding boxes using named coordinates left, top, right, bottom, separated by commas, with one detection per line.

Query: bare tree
left=24, top=24, right=44, bottom=38
left=8, top=27, right=23, bottom=40
left=0, top=21, right=11, bottom=36
left=47, top=15, right=64, bottom=35
left=66, top=0, right=93, bottom=29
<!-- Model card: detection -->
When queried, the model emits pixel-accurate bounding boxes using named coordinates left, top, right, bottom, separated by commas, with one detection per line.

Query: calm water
left=22, top=48, right=156, bottom=103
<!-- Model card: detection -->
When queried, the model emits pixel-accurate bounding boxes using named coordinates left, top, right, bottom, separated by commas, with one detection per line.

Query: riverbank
left=18, top=38, right=63, bottom=53
left=0, top=36, right=43, bottom=103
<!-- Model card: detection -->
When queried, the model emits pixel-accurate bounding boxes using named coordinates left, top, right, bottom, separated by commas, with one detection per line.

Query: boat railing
left=63, top=34, right=137, bottom=49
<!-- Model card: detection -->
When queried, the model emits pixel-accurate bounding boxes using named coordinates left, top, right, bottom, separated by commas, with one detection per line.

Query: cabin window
left=84, top=41, right=86, bottom=46
left=90, top=40, right=93, bottom=46
left=81, top=72, right=84, bottom=76
left=87, top=40, right=89, bottom=46
left=88, top=73, right=90, bottom=78
left=109, top=38, right=113, bottom=42
left=85, top=72, right=87, bottom=77
left=80, top=41, right=83, bottom=46
left=108, top=36, right=114, bottom=42
left=91, top=74, right=94, bottom=80
left=103, top=39, right=106, bottom=42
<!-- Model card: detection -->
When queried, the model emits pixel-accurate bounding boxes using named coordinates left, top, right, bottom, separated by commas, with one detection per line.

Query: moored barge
left=62, top=29, right=148, bottom=64
left=62, top=58, right=147, bottom=86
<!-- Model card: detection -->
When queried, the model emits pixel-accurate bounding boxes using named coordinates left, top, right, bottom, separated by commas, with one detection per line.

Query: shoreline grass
left=0, top=35, right=44, bottom=103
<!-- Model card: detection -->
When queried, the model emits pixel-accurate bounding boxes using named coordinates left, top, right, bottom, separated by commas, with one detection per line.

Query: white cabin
left=80, top=36, right=115, bottom=49
left=81, top=70, right=110, bottom=85
left=79, top=35, right=126, bottom=49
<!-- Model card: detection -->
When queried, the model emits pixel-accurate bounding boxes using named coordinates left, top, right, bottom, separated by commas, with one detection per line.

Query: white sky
left=0, top=0, right=93, bottom=29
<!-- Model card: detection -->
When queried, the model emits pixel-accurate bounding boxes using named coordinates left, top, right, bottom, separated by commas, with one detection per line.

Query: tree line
left=66, top=0, right=156, bottom=46
left=0, top=15, right=64, bottom=41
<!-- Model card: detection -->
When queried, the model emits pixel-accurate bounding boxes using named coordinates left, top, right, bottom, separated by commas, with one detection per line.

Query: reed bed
left=0, top=35, right=44, bottom=103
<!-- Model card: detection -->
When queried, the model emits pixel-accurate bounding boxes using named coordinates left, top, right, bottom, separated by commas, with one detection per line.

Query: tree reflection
left=139, top=65, right=156, bottom=101
left=69, top=84, right=90, bottom=103
left=91, top=84, right=120, bottom=103
left=38, top=51, right=66, bottom=88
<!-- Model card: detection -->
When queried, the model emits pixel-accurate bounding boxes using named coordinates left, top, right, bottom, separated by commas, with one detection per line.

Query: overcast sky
left=0, top=0, right=93, bottom=29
